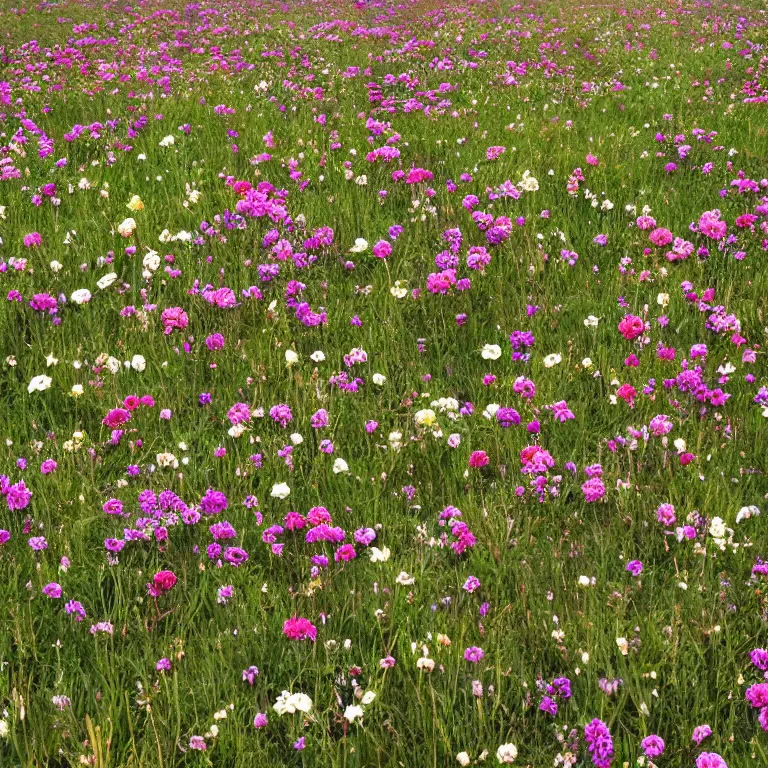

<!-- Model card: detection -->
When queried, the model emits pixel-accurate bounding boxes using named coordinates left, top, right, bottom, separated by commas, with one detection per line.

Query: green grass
left=1, top=0, right=768, bottom=766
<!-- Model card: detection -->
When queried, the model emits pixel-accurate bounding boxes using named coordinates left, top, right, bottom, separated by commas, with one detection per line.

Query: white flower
left=332, top=458, right=349, bottom=474
left=159, top=134, right=175, bottom=147
left=673, top=438, right=686, bottom=452
left=717, top=362, right=736, bottom=376
left=496, top=743, right=518, bottom=764
left=388, top=431, right=403, bottom=451
left=290, top=433, right=304, bottom=445
left=285, top=349, right=299, bottom=366
left=131, top=354, right=146, bottom=372
left=416, top=657, right=435, bottom=672
left=578, top=575, right=595, bottom=587
left=372, top=373, right=387, bottom=386
left=354, top=175, right=368, bottom=186
left=361, top=691, right=376, bottom=705
left=395, top=571, right=415, bottom=586
left=70, top=288, right=92, bottom=305
left=481, top=343, right=502, bottom=360
left=50, top=260, right=63, bottom=273
left=582, top=357, right=593, bottom=368
left=369, top=547, right=391, bottom=563
left=390, top=280, right=408, bottom=299
left=46, top=353, right=59, bottom=367
left=117, top=218, right=136, bottom=237
left=584, top=315, right=599, bottom=328
left=456, top=752, right=471, bottom=767
left=310, top=350, right=325, bottom=363
left=28, top=374, right=52, bottom=393
left=273, top=691, right=313, bottom=715
left=105, top=356, right=121, bottom=374
left=271, top=482, right=291, bottom=500
left=143, top=250, right=160, bottom=271
left=156, top=452, right=179, bottom=469
left=97, top=273, right=118, bottom=290
left=601, top=198, right=614, bottom=211
left=657, top=292, right=670, bottom=308
left=709, top=517, right=726, bottom=539
left=228, top=423, right=247, bottom=438
left=70, top=384, right=84, bottom=397
left=519, top=169, right=539, bottom=191
left=414, top=409, right=436, bottom=427
left=543, top=353, right=562, bottom=368
left=483, top=403, right=500, bottom=420
left=616, top=637, right=629, bottom=656
left=344, top=705, right=364, bottom=723
left=349, top=238, right=369, bottom=253
left=736, top=505, right=760, bottom=524
left=0, top=719, right=8, bottom=738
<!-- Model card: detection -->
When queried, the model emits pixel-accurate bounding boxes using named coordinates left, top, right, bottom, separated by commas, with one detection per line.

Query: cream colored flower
left=117, top=218, right=136, bottom=237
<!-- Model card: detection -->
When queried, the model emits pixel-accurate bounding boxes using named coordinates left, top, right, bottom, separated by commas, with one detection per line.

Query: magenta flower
left=42, top=582, right=62, bottom=598
left=23, top=232, right=42, bottom=248
left=464, top=646, right=485, bottom=663
left=469, top=450, right=489, bottom=468
left=161, top=306, right=188, bottom=335
left=283, top=616, right=317, bottom=642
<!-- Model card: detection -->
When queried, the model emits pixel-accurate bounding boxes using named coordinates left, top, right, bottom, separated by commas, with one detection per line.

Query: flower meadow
left=1, top=0, right=768, bottom=766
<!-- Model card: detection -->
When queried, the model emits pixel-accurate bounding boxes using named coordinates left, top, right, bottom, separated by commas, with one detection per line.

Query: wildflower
left=640, top=735, right=664, bottom=758
left=496, top=743, right=518, bottom=764
left=584, top=718, right=614, bottom=768
left=271, top=483, right=291, bottom=499
left=283, top=616, right=317, bottom=641
left=28, top=374, right=53, bottom=394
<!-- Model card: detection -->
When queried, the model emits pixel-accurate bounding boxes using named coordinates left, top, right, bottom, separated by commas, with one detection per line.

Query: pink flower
left=161, top=306, right=188, bottom=335
left=102, top=408, right=131, bottom=428
left=469, top=450, right=489, bottom=468
left=283, top=616, right=317, bottom=641
left=23, top=232, right=42, bottom=248
left=618, top=314, right=645, bottom=341
left=372, top=240, right=392, bottom=259
left=581, top=476, right=606, bottom=502
left=649, top=227, right=673, bottom=247
left=699, top=209, right=727, bottom=241
left=147, top=570, right=177, bottom=597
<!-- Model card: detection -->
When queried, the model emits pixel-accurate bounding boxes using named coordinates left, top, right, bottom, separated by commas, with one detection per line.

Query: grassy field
left=1, top=0, right=768, bottom=765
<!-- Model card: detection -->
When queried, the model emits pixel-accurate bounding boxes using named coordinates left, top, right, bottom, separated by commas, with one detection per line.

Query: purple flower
left=42, top=582, right=62, bottom=598
left=242, top=666, right=260, bottom=685
left=464, top=646, right=485, bottom=663
left=692, top=724, right=712, bottom=745
left=696, top=754, right=727, bottom=768
left=640, top=735, right=665, bottom=758
left=584, top=718, right=614, bottom=768
left=626, top=560, right=643, bottom=576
